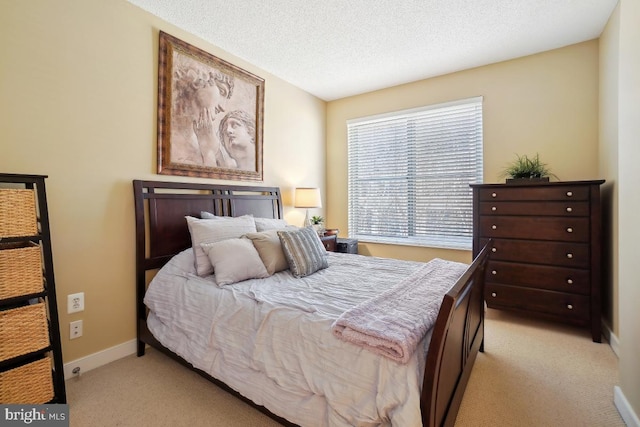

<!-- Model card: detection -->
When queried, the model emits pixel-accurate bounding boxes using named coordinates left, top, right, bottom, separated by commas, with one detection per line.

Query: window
left=347, top=97, right=483, bottom=250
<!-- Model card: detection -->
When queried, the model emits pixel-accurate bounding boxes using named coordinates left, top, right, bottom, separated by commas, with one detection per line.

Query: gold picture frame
left=157, top=31, right=264, bottom=181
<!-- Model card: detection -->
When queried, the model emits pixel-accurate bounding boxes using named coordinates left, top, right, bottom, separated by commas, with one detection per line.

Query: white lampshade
left=294, top=187, right=322, bottom=208
left=294, top=187, right=322, bottom=226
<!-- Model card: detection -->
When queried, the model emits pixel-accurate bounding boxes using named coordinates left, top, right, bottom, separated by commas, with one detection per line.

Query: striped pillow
left=277, top=226, right=328, bottom=278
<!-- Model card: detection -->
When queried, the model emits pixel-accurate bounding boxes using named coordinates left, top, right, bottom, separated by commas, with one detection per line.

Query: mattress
left=144, top=249, right=436, bottom=427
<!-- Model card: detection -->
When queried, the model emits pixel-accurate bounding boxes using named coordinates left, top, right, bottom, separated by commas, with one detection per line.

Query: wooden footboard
left=421, top=241, right=491, bottom=427
left=133, top=179, right=491, bottom=427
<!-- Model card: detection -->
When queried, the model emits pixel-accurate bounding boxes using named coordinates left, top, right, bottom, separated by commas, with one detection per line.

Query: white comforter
left=144, top=249, right=440, bottom=427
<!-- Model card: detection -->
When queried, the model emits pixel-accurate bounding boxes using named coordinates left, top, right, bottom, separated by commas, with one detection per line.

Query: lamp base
left=304, top=210, right=311, bottom=227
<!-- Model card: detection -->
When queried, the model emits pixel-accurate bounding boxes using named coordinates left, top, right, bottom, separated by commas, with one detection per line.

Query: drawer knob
left=491, top=270, right=497, bottom=275
left=566, top=207, right=573, bottom=213
left=491, top=292, right=497, bottom=297
left=491, top=206, right=497, bottom=211
left=567, top=304, right=573, bottom=310
left=491, top=247, right=497, bottom=252
left=567, top=278, right=574, bottom=285
left=491, top=192, right=497, bottom=198
left=491, top=225, right=497, bottom=230
left=567, top=191, right=573, bottom=197
left=566, top=253, right=573, bottom=259
left=567, top=227, right=573, bottom=233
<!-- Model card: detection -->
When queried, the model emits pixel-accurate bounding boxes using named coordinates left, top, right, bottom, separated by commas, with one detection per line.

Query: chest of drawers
left=471, top=180, right=605, bottom=342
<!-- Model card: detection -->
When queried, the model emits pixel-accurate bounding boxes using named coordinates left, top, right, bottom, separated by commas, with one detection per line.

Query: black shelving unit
left=0, top=173, right=66, bottom=404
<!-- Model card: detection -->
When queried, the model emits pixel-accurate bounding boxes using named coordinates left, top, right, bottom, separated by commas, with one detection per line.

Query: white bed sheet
left=144, top=249, right=436, bottom=427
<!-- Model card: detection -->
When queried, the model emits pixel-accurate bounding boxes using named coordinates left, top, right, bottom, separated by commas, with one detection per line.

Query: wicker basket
left=0, top=241, right=43, bottom=300
left=0, top=357, right=54, bottom=404
left=0, top=189, right=38, bottom=238
left=0, top=303, right=50, bottom=363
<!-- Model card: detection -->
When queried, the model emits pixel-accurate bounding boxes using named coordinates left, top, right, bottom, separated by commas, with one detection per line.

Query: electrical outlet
left=70, top=320, right=83, bottom=339
left=67, top=292, right=84, bottom=314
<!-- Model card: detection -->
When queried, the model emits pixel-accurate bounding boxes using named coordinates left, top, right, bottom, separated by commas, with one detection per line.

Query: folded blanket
left=331, top=258, right=468, bottom=364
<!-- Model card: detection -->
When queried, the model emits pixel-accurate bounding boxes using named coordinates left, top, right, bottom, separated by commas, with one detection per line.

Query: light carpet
left=66, top=309, right=624, bottom=426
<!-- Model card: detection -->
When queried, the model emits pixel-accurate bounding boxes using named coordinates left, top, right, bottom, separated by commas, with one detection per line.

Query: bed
left=133, top=179, right=491, bottom=427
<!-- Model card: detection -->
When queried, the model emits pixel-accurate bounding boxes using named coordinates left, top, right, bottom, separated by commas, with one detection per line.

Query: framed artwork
left=157, top=31, right=264, bottom=181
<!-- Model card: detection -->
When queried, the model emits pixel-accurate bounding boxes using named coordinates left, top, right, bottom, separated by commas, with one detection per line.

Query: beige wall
left=327, top=41, right=600, bottom=264
left=599, top=1, right=640, bottom=421
left=0, top=0, right=326, bottom=362
left=616, top=0, right=640, bottom=420
left=2, top=6, right=632, bottom=417
left=599, top=3, right=620, bottom=338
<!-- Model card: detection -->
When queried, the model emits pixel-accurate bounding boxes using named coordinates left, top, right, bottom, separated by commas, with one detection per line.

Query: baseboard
left=63, top=339, right=137, bottom=380
left=602, top=320, right=620, bottom=357
left=614, top=386, right=640, bottom=427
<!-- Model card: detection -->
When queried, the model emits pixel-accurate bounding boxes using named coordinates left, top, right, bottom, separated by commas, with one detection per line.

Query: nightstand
left=320, top=234, right=337, bottom=252
left=336, top=238, right=358, bottom=254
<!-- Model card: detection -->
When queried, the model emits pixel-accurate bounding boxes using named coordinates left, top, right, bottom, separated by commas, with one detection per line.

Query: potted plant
left=500, top=153, right=557, bottom=183
left=310, top=215, right=325, bottom=234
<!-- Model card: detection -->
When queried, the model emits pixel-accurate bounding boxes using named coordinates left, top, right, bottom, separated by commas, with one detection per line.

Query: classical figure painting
left=157, top=31, right=264, bottom=181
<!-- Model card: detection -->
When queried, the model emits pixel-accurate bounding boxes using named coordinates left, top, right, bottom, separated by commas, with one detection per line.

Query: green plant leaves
left=501, top=153, right=553, bottom=179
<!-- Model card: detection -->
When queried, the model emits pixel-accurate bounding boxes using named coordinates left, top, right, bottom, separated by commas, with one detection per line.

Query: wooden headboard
left=133, top=180, right=282, bottom=271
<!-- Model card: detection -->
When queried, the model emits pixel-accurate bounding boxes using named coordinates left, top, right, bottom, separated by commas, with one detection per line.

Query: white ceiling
left=127, top=0, right=618, bottom=101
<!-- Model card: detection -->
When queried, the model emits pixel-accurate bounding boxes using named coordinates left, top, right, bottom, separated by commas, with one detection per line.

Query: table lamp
left=294, top=187, right=322, bottom=226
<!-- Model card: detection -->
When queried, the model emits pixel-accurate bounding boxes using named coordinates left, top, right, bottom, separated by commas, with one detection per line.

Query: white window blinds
left=347, top=97, right=483, bottom=250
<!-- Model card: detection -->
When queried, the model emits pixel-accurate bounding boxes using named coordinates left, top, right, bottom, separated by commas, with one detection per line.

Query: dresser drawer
left=480, top=238, right=589, bottom=268
left=479, top=216, right=589, bottom=242
left=486, top=260, right=590, bottom=294
left=485, top=284, right=590, bottom=323
left=478, top=201, right=589, bottom=217
left=479, top=186, right=589, bottom=202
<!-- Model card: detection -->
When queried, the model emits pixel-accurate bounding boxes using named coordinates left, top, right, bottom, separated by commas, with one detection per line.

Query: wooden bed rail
left=421, top=241, right=491, bottom=427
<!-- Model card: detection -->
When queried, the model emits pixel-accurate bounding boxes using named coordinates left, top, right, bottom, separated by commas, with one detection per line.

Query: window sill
left=352, top=236, right=471, bottom=251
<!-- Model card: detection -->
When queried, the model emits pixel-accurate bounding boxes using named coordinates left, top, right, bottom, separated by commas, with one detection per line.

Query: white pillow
left=200, top=211, right=255, bottom=221
left=200, top=238, right=269, bottom=286
left=186, top=215, right=257, bottom=276
left=200, top=211, right=218, bottom=219
left=254, top=217, right=290, bottom=232
left=200, top=212, right=290, bottom=233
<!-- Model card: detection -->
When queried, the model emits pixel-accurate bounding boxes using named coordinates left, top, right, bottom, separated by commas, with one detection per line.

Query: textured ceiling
left=127, top=0, right=618, bottom=101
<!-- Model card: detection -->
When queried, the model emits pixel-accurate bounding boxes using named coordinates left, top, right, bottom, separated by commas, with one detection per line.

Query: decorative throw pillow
left=200, top=238, right=269, bottom=286
left=245, top=230, right=289, bottom=275
left=185, top=215, right=257, bottom=276
left=254, top=217, right=290, bottom=232
left=277, top=226, right=329, bottom=278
